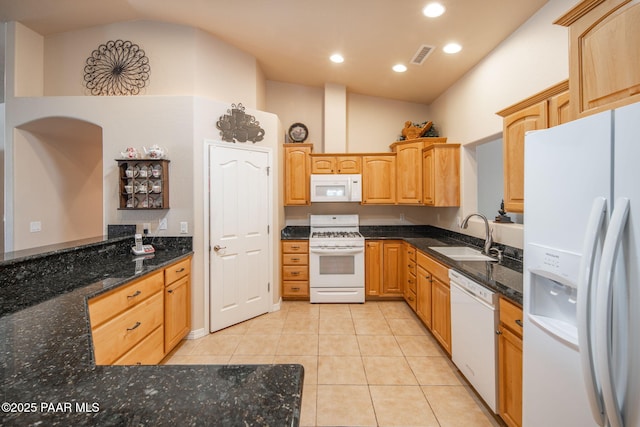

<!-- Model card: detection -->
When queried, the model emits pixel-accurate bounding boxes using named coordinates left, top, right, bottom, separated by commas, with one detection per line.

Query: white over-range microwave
left=310, top=174, right=362, bottom=203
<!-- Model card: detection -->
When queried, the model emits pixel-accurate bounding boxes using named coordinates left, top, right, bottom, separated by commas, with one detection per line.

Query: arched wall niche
left=12, top=116, right=103, bottom=251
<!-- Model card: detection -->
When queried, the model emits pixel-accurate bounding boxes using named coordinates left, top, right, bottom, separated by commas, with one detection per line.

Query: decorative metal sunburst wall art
left=83, top=40, right=150, bottom=96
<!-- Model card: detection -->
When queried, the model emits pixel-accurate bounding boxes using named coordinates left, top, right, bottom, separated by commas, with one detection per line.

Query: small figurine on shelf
left=495, top=199, right=513, bottom=223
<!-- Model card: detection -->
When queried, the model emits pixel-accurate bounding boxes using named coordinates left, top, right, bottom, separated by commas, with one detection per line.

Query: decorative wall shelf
left=116, top=159, right=170, bottom=210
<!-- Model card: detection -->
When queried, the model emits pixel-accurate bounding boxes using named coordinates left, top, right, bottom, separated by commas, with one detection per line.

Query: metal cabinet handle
left=175, top=267, right=185, bottom=273
left=496, top=330, right=503, bottom=335
left=515, top=319, right=523, bottom=327
left=127, top=290, right=141, bottom=299
left=213, top=245, right=226, bottom=252
left=127, top=321, right=141, bottom=331
left=291, top=245, right=300, bottom=249
left=291, top=271, right=300, bottom=276
left=168, top=289, right=174, bottom=294
left=291, top=257, right=300, bottom=261
left=291, top=287, right=300, bottom=291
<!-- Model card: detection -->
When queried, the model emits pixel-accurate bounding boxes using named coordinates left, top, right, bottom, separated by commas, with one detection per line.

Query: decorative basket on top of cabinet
left=117, top=159, right=170, bottom=210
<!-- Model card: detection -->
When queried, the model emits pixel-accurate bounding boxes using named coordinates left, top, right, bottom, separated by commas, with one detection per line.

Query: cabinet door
left=431, top=277, right=451, bottom=354
left=396, top=141, right=423, bottom=204
left=548, top=90, right=571, bottom=127
left=422, top=149, right=435, bottom=206
left=310, top=157, right=336, bottom=174
left=416, top=265, right=432, bottom=329
left=165, top=275, right=191, bottom=353
left=284, top=145, right=311, bottom=205
left=365, top=241, right=382, bottom=297
left=503, top=101, right=547, bottom=213
left=362, top=155, right=396, bottom=204
left=558, top=0, right=640, bottom=118
left=336, top=156, right=362, bottom=174
left=382, top=242, right=403, bottom=295
left=498, top=324, right=523, bottom=427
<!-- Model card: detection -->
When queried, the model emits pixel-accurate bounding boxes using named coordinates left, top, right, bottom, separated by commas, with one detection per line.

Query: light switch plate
left=180, top=222, right=188, bottom=234
left=30, top=221, right=42, bottom=232
left=159, top=218, right=168, bottom=230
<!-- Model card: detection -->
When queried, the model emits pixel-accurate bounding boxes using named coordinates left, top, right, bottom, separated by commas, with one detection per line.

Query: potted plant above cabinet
left=117, top=159, right=170, bottom=210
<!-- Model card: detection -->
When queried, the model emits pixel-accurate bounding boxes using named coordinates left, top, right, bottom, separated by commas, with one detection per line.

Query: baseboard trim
left=186, top=327, right=207, bottom=340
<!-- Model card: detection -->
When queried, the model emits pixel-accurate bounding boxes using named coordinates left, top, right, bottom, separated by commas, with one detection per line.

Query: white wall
left=43, top=21, right=260, bottom=107
left=423, top=0, right=578, bottom=248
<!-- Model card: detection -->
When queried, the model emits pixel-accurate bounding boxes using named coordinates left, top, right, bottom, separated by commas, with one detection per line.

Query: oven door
left=309, top=246, right=364, bottom=288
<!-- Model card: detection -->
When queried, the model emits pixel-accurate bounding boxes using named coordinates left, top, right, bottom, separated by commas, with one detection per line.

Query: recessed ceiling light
left=392, top=64, right=407, bottom=73
left=443, top=43, right=462, bottom=54
left=330, top=53, right=344, bottom=63
left=423, top=2, right=445, bottom=18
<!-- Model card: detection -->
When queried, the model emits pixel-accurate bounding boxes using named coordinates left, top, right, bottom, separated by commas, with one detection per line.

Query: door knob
left=213, top=245, right=226, bottom=252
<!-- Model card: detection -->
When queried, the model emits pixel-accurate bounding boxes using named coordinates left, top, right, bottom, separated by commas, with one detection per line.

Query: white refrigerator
left=523, top=101, right=640, bottom=427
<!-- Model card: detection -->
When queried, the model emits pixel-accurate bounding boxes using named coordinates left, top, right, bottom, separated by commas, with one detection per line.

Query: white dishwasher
left=449, top=269, right=499, bottom=413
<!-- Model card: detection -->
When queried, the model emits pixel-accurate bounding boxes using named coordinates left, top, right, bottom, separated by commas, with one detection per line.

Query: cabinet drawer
left=283, top=281, right=309, bottom=297
left=417, top=251, right=449, bottom=284
left=283, top=254, right=309, bottom=265
left=406, top=246, right=416, bottom=261
left=113, top=325, right=165, bottom=366
left=406, top=276, right=417, bottom=294
left=407, top=259, right=416, bottom=275
left=92, top=291, right=164, bottom=365
left=500, top=297, right=523, bottom=338
left=165, top=257, right=191, bottom=285
left=89, top=270, right=164, bottom=327
left=282, top=265, right=309, bottom=280
left=282, top=241, right=308, bottom=253
left=404, top=291, right=417, bottom=311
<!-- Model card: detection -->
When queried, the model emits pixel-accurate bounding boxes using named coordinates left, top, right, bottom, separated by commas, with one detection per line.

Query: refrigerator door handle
left=577, top=197, right=607, bottom=426
left=595, top=197, right=630, bottom=427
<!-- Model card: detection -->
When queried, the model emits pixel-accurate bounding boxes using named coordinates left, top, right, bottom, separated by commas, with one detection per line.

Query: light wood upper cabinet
left=362, top=155, right=396, bottom=204
left=497, top=81, right=569, bottom=213
left=422, top=143, right=460, bottom=207
left=393, top=140, right=423, bottom=204
left=284, top=144, right=312, bottom=206
left=555, top=0, right=640, bottom=119
left=501, top=102, right=547, bottom=213
left=310, top=155, right=361, bottom=174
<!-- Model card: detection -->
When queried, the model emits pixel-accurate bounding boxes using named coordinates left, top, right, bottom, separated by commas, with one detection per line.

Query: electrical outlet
left=30, top=221, right=42, bottom=232
left=180, top=222, right=188, bottom=234
left=143, top=222, right=151, bottom=234
left=400, top=213, right=405, bottom=223
left=159, top=218, right=168, bottom=230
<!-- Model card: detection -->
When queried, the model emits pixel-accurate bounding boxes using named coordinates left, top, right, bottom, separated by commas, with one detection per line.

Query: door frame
left=202, top=139, right=274, bottom=333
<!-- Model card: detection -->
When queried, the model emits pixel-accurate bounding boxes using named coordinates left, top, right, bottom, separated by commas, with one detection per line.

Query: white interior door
left=209, top=143, right=271, bottom=332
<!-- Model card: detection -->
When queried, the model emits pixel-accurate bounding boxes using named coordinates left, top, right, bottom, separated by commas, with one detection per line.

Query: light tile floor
left=163, top=301, right=502, bottom=427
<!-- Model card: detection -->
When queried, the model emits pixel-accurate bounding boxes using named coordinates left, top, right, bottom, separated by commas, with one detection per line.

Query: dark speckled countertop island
left=1, top=236, right=303, bottom=426
left=283, top=224, right=524, bottom=306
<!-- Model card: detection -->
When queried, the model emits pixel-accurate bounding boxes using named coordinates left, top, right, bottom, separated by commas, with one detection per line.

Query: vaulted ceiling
left=0, top=0, right=549, bottom=104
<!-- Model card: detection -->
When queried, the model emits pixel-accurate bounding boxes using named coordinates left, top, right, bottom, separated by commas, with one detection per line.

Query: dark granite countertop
left=281, top=225, right=523, bottom=306
left=1, top=238, right=303, bottom=426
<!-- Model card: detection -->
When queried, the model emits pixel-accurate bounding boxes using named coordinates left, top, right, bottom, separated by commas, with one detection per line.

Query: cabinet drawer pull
left=408, top=279, right=414, bottom=284
left=168, top=289, right=174, bottom=294
left=175, top=267, right=185, bottom=273
left=291, top=257, right=300, bottom=261
left=291, top=287, right=300, bottom=291
left=408, top=296, right=415, bottom=302
left=127, top=321, right=142, bottom=331
left=291, top=271, right=300, bottom=276
left=515, top=319, right=523, bottom=327
left=127, top=290, right=142, bottom=299
left=291, top=245, right=300, bottom=249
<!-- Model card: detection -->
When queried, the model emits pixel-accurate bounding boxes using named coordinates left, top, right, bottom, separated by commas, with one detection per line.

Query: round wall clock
left=288, top=123, right=309, bottom=143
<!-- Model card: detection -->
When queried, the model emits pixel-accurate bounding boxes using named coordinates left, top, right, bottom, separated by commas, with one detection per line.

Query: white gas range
left=308, top=214, right=365, bottom=303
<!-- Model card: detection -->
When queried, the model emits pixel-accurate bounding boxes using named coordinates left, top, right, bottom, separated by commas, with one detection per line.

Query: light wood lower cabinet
left=415, top=250, right=451, bottom=355
left=365, top=240, right=404, bottom=298
left=164, top=257, right=192, bottom=353
left=498, top=297, right=524, bottom=427
left=89, top=256, right=192, bottom=365
left=281, top=240, right=309, bottom=299
left=402, top=243, right=417, bottom=310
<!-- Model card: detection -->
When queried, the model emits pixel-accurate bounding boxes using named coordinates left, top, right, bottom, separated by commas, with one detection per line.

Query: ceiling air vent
left=410, top=44, right=435, bottom=65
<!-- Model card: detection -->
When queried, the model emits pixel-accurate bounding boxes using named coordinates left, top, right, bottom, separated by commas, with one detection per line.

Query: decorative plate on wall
left=83, top=40, right=150, bottom=96
left=288, top=123, right=308, bottom=142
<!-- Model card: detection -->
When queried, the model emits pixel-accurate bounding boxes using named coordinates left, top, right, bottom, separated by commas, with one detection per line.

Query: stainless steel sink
left=428, top=246, right=496, bottom=262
